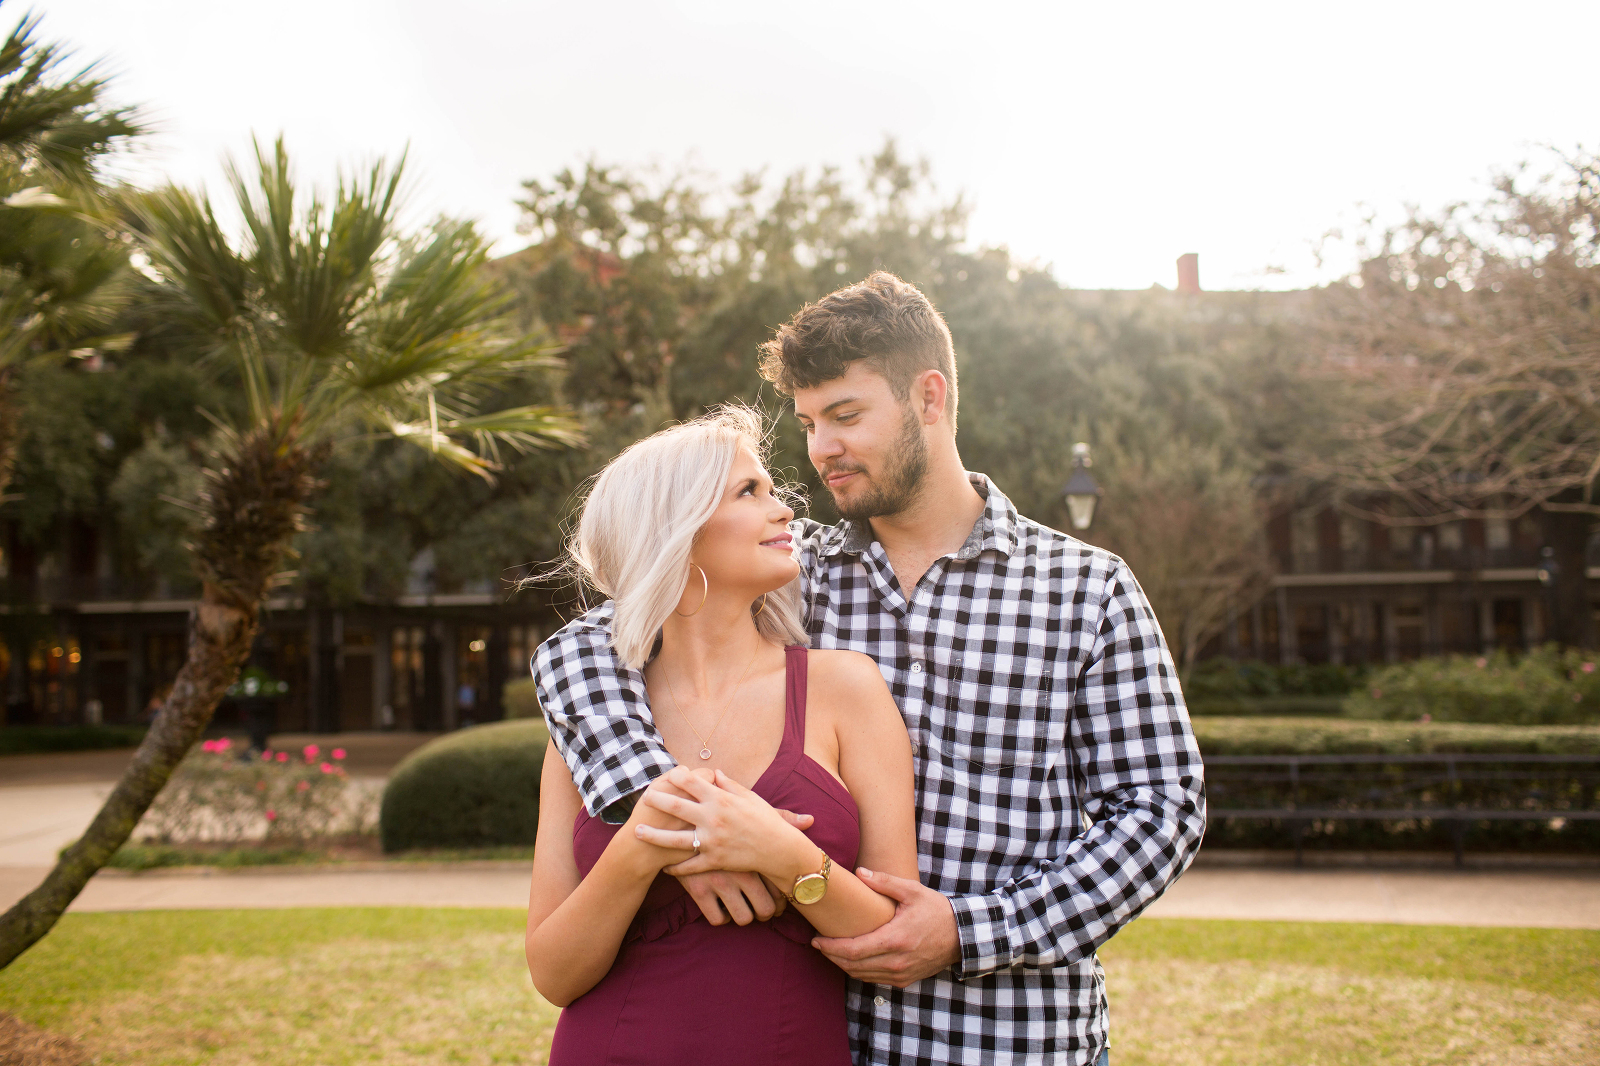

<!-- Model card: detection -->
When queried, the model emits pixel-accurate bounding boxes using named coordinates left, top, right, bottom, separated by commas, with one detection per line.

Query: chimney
left=1176, top=253, right=1200, bottom=295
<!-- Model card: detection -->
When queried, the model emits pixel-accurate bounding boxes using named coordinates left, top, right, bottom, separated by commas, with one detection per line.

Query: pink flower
left=303, top=744, right=320, bottom=760
left=1419, top=713, right=1432, bottom=723
left=217, top=738, right=232, bottom=751
left=1583, top=663, right=1595, bottom=674
left=1475, top=658, right=1487, bottom=669
left=201, top=740, right=217, bottom=753
left=320, top=762, right=333, bottom=773
left=1371, top=689, right=1383, bottom=699
left=332, top=749, right=346, bottom=761
left=265, top=809, right=277, bottom=822
left=296, top=780, right=309, bottom=792
left=256, top=781, right=267, bottom=791
left=260, top=751, right=272, bottom=761
left=276, top=752, right=289, bottom=763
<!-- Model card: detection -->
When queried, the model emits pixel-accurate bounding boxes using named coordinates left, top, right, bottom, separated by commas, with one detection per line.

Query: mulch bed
left=0, top=1013, right=86, bottom=1066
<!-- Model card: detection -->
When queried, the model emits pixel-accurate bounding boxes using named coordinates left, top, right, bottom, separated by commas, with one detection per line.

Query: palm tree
left=0, top=139, right=584, bottom=967
left=0, top=7, right=141, bottom=499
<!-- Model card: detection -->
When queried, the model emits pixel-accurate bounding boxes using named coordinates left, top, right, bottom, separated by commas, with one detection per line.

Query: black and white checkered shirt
left=533, top=474, right=1205, bottom=1066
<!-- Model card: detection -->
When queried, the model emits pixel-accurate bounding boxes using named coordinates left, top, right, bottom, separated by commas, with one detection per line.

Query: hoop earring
left=753, top=593, right=769, bottom=620
left=675, top=564, right=709, bottom=617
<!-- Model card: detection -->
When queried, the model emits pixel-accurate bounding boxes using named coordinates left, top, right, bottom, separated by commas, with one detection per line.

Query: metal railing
left=1204, top=753, right=1600, bottom=866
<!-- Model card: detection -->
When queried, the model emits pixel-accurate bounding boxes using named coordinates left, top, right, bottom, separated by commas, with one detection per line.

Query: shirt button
left=874, top=995, right=886, bottom=1007
left=910, top=661, right=923, bottom=673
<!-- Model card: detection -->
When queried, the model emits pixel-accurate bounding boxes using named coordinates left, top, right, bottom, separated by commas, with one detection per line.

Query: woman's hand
left=635, top=765, right=807, bottom=879
left=620, top=770, right=705, bottom=873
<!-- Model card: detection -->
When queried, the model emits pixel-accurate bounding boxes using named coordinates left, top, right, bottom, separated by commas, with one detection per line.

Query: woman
left=526, top=406, right=918, bottom=1065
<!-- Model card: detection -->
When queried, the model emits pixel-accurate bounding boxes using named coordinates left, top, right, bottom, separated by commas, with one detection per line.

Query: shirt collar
left=825, top=472, right=1019, bottom=560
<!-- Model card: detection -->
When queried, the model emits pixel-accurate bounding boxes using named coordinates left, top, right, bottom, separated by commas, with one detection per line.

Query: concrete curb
left=95, top=859, right=532, bottom=878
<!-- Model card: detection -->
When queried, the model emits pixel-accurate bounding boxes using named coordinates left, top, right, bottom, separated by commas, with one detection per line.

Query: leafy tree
left=502, top=144, right=1286, bottom=663
left=0, top=140, right=583, bottom=968
left=0, top=6, right=139, bottom=500
left=1306, top=149, right=1600, bottom=647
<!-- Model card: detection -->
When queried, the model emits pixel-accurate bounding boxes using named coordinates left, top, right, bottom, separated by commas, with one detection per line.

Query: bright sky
left=33, top=0, right=1600, bottom=291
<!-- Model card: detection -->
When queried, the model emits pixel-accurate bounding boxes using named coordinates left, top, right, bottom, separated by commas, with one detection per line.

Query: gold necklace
left=660, top=644, right=762, bottom=761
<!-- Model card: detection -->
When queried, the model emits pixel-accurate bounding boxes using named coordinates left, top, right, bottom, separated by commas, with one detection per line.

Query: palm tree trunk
left=0, top=422, right=317, bottom=969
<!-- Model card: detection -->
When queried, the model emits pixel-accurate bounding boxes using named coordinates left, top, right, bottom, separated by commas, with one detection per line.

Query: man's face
left=792, top=361, right=928, bottom=521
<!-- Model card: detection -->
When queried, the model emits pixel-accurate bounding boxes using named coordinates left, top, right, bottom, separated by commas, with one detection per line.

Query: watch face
left=792, top=874, right=827, bottom=905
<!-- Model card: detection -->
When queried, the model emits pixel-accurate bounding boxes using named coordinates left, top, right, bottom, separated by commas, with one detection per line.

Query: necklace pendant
left=699, top=747, right=713, bottom=761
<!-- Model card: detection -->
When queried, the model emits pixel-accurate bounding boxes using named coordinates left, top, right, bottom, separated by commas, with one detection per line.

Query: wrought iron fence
left=1203, top=754, right=1600, bottom=865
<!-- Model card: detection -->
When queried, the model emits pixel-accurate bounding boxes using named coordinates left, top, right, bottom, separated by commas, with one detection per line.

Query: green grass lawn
left=0, top=910, right=1594, bottom=1065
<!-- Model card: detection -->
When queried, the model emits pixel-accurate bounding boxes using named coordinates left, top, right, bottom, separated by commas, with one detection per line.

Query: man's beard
left=829, top=404, right=929, bottom=521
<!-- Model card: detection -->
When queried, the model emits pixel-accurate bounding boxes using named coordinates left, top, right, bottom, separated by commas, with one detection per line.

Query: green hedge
left=501, top=677, right=542, bottom=720
left=1186, top=659, right=1368, bottom=701
left=1188, top=696, right=1348, bottom=718
left=0, top=724, right=148, bottom=756
left=1345, top=645, right=1600, bottom=726
left=1193, top=716, right=1600, bottom=756
left=380, top=719, right=549, bottom=853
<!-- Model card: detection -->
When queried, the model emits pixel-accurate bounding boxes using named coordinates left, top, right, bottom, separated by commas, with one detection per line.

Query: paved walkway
left=0, top=860, right=1593, bottom=928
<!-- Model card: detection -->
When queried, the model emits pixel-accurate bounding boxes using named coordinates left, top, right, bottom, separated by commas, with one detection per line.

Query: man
left=534, top=272, right=1205, bottom=1065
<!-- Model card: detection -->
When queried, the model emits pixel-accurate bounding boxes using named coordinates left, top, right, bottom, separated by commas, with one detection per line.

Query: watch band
left=789, top=851, right=832, bottom=906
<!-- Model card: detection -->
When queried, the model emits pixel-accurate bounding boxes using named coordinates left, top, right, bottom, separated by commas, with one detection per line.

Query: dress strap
left=783, top=644, right=808, bottom=751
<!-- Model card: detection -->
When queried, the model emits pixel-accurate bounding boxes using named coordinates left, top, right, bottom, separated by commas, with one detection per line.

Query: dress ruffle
left=626, top=893, right=820, bottom=948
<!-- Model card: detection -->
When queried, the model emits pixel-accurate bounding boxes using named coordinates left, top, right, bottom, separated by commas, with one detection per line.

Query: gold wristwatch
left=790, top=851, right=832, bottom=905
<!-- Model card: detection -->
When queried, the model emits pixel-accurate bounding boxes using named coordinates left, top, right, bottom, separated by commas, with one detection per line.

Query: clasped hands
left=630, top=765, right=962, bottom=988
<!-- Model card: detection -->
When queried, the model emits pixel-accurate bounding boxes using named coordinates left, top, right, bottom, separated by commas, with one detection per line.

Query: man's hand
left=667, top=806, right=815, bottom=926
left=812, top=868, right=961, bottom=987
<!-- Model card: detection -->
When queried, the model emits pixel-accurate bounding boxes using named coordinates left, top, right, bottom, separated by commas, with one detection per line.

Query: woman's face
left=690, top=445, right=798, bottom=599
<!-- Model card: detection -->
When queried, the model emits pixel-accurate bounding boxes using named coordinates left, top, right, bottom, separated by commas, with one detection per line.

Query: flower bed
left=140, top=738, right=376, bottom=844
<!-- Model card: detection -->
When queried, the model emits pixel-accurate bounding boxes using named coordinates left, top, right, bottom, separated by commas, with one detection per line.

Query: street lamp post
left=1062, top=442, right=1103, bottom=532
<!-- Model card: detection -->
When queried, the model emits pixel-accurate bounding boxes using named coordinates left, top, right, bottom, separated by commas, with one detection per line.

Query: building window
left=1291, top=509, right=1319, bottom=573
left=390, top=626, right=426, bottom=730
left=1486, top=518, right=1511, bottom=551
left=1338, top=515, right=1366, bottom=571
left=506, top=624, right=544, bottom=682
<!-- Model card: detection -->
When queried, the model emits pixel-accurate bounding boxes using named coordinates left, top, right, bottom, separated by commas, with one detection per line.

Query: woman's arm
left=818, top=650, right=919, bottom=886
left=638, top=652, right=918, bottom=939
left=524, top=745, right=695, bottom=1006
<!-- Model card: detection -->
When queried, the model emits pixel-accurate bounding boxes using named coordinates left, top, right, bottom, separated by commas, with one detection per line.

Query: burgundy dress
left=549, top=645, right=859, bottom=1066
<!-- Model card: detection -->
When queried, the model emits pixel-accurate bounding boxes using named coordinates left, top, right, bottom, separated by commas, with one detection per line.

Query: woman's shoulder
left=803, top=646, right=884, bottom=687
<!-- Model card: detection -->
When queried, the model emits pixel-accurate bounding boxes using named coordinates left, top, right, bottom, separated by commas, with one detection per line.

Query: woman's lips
left=761, top=533, right=793, bottom=550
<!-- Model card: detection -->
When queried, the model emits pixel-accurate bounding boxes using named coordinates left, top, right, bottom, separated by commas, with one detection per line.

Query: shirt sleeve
left=532, top=603, right=677, bottom=822
left=945, top=558, right=1207, bottom=977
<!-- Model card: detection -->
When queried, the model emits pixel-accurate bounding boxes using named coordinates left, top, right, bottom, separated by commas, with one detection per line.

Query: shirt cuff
left=578, top=743, right=678, bottom=822
left=948, top=889, right=1015, bottom=979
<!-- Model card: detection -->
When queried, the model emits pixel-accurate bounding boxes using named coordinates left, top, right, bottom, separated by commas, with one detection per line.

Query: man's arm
left=532, top=603, right=675, bottom=823
left=945, top=559, right=1206, bottom=978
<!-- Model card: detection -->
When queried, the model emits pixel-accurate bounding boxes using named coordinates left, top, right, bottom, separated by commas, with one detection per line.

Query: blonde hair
left=568, top=405, right=808, bottom=669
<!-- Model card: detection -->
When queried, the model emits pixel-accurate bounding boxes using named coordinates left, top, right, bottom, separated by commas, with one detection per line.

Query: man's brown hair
left=757, top=271, right=959, bottom=429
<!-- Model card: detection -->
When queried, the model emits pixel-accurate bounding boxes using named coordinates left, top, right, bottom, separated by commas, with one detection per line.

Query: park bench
left=1203, top=753, right=1600, bottom=867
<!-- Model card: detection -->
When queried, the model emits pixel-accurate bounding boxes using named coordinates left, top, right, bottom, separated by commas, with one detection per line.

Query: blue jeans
left=1097, top=1050, right=1110, bottom=1066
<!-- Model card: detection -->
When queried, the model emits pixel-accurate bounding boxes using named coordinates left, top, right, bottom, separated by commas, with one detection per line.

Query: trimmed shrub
left=0, top=724, right=147, bottom=755
left=501, top=677, right=542, bottom=720
left=1193, top=715, right=1600, bottom=756
left=1187, top=659, right=1368, bottom=702
left=1346, top=645, right=1600, bottom=726
left=380, top=718, right=549, bottom=853
left=1188, top=696, right=1347, bottom=718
